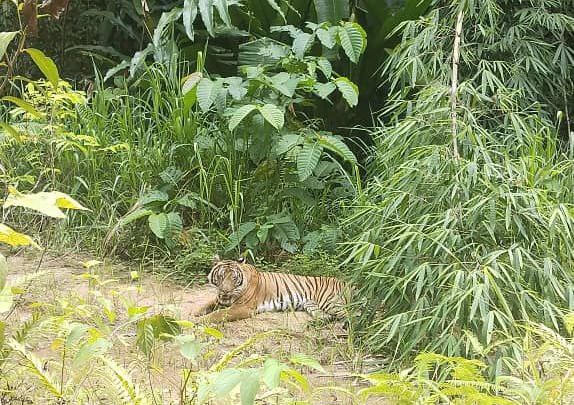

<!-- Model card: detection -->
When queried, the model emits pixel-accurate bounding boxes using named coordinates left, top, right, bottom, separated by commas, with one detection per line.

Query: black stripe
left=288, top=274, right=307, bottom=298
left=317, top=278, right=331, bottom=307
left=279, top=274, right=297, bottom=305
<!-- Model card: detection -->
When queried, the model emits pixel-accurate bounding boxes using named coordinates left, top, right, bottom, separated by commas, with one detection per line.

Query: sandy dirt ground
left=4, top=251, right=387, bottom=405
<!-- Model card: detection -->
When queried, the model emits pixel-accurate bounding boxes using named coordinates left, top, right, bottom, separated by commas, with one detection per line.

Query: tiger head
left=207, top=255, right=254, bottom=306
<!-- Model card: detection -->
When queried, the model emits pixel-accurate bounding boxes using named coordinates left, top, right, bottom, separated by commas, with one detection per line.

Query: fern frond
left=100, top=356, right=148, bottom=405
left=7, top=338, right=63, bottom=399
left=210, top=330, right=283, bottom=372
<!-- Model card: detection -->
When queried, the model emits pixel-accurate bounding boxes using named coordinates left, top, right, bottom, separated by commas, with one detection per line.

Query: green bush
left=345, top=0, right=574, bottom=362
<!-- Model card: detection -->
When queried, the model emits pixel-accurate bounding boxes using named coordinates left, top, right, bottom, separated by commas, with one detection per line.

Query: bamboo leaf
left=153, top=8, right=183, bottom=48
left=183, top=0, right=199, bottom=40
left=199, top=0, right=215, bottom=37
left=214, top=0, right=232, bottom=27
left=2, top=96, right=44, bottom=118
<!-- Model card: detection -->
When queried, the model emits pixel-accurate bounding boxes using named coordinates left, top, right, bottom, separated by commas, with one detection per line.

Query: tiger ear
left=237, top=257, right=246, bottom=264
left=212, top=254, right=221, bottom=264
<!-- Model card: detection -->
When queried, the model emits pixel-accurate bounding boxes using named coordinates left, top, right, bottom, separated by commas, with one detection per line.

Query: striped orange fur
left=196, top=256, right=349, bottom=323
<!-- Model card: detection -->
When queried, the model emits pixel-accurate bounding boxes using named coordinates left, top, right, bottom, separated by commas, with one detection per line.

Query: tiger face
left=207, top=256, right=250, bottom=306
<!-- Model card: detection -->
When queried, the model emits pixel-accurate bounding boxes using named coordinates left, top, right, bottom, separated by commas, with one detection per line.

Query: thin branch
left=450, top=10, right=464, bottom=160
left=564, top=90, right=572, bottom=159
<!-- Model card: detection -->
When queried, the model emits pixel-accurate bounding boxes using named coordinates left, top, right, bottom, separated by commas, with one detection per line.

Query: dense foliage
left=346, top=0, right=574, bottom=359
left=2, top=0, right=574, bottom=402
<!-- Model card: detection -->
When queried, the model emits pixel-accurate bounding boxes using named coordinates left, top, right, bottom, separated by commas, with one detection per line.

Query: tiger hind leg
left=302, top=301, right=342, bottom=322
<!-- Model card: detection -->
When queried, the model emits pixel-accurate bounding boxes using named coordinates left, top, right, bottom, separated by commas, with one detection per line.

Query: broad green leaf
left=65, top=323, right=89, bottom=348
left=290, top=353, right=326, bottom=373
left=240, top=372, right=260, bottom=405
left=226, top=77, right=247, bottom=100
left=136, top=322, right=155, bottom=357
left=316, top=27, right=335, bottom=49
left=314, top=82, right=336, bottom=99
left=317, top=58, right=332, bottom=78
left=281, top=368, right=310, bottom=392
left=160, top=166, right=184, bottom=185
left=24, top=48, right=60, bottom=88
left=165, top=212, right=183, bottom=247
left=148, top=213, right=168, bottom=239
left=0, top=31, right=18, bottom=61
left=104, top=59, right=130, bottom=82
left=119, top=208, right=154, bottom=226
left=314, top=0, right=349, bottom=23
left=139, top=190, right=169, bottom=206
left=292, top=32, right=314, bottom=59
left=202, top=326, right=224, bottom=339
left=297, top=142, right=323, bottom=181
left=176, top=335, right=202, bottom=363
left=149, top=314, right=182, bottom=338
left=238, top=38, right=289, bottom=67
left=262, top=358, right=285, bottom=389
left=128, top=305, right=150, bottom=320
left=274, top=220, right=300, bottom=243
left=334, top=77, right=359, bottom=107
left=197, top=78, right=220, bottom=112
left=2, top=96, right=44, bottom=118
left=4, top=189, right=89, bottom=219
left=229, top=104, right=257, bottom=131
left=183, top=0, right=199, bottom=41
left=0, top=223, right=40, bottom=248
left=269, top=72, right=299, bottom=97
left=226, top=222, right=257, bottom=251
left=182, top=71, right=203, bottom=95
left=72, top=338, right=111, bottom=368
left=258, top=104, right=284, bottom=130
left=317, top=134, right=357, bottom=164
left=213, top=369, right=243, bottom=398
left=178, top=192, right=218, bottom=210
left=199, top=0, right=215, bottom=37
left=275, top=133, right=301, bottom=155
left=337, top=23, right=366, bottom=63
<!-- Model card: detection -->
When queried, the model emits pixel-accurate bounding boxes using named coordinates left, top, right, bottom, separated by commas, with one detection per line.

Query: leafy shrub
left=345, top=0, right=574, bottom=361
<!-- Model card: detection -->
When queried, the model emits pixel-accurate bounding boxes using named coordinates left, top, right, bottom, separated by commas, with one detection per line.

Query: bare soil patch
left=4, top=251, right=385, bottom=404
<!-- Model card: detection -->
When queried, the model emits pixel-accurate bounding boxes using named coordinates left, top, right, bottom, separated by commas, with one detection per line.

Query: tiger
left=194, top=256, right=350, bottom=324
